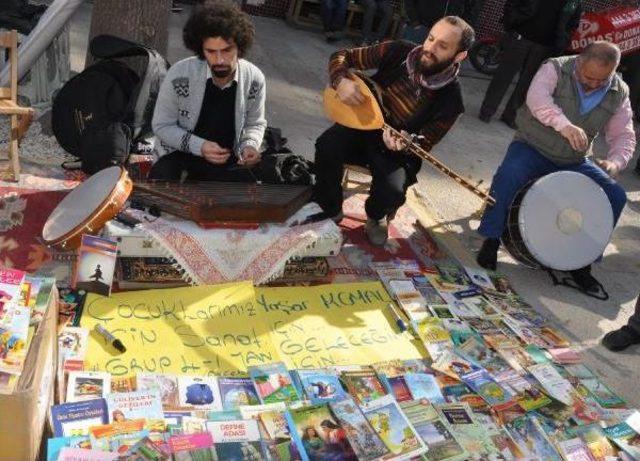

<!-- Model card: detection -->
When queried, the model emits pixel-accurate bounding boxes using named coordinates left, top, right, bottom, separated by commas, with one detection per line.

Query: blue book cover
left=404, top=373, right=446, bottom=403
left=50, top=398, right=108, bottom=437
left=218, top=377, right=260, bottom=410
left=293, top=369, right=348, bottom=404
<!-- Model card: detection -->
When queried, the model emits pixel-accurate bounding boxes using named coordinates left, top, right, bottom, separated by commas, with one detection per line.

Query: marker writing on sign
left=387, top=302, right=407, bottom=333
left=94, top=324, right=127, bottom=353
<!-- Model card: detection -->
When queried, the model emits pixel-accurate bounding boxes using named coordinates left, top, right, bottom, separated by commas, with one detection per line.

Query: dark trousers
left=480, top=33, right=553, bottom=123
left=360, top=0, right=393, bottom=41
left=313, top=124, right=421, bottom=220
left=627, top=296, right=640, bottom=334
left=478, top=141, right=627, bottom=239
left=149, top=151, right=255, bottom=182
left=321, top=0, right=347, bottom=32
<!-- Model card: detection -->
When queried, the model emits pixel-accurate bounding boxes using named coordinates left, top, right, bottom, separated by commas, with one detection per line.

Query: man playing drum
left=150, top=0, right=266, bottom=181
left=476, top=42, right=636, bottom=294
left=313, top=17, right=475, bottom=246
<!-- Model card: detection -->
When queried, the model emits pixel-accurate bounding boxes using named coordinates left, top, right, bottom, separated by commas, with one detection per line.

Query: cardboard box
left=0, top=288, right=57, bottom=461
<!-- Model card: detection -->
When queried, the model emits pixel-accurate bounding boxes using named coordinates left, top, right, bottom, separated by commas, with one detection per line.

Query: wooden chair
left=0, top=30, right=34, bottom=181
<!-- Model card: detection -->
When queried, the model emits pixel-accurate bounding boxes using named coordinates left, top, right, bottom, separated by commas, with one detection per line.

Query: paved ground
left=66, top=3, right=640, bottom=406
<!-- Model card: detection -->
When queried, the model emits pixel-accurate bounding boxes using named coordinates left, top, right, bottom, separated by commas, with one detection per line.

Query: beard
left=418, top=51, right=456, bottom=77
left=211, top=65, right=234, bottom=78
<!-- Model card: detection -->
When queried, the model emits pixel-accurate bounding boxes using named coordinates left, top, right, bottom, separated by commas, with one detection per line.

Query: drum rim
left=42, top=167, right=132, bottom=247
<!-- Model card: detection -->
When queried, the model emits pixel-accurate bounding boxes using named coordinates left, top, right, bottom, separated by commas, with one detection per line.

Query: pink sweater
left=526, top=61, right=636, bottom=171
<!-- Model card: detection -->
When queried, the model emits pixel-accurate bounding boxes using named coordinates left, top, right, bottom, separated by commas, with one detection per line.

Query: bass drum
left=502, top=171, right=613, bottom=271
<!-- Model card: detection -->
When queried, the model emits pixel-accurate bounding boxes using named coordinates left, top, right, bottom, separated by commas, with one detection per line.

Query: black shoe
left=569, top=265, right=600, bottom=293
left=500, top=115, right=517, bottom=130
left=602, top=326, right=640, bottom=352
left=478, top=112, right=492, bottom=123
left=476, top=238, right=499, bottom=271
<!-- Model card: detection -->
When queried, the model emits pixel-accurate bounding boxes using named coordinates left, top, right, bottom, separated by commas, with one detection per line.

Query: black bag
left=259, top=127, right=315, bottom=186
left=53, top=34, right=169, bottom=174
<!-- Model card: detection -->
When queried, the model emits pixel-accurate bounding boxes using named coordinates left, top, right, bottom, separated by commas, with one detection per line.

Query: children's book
left=123, top=436, right=171, bottom=460
left=206, top=419, right=267, bottom=460
left=499, top=373, right=552, bottom=412
left=0, top=304, right=31, bottom=375
left=28, top=276, right=55, bottom=325
left=557, top=437, right=598, bottom=461
left=238, top=401, right=288, bottom=420
left=137, top=373, right=180, bottom=409
left=548, top=347, right=582, bottom=364
left=66, top=371, right=111, bottom=402
left=0, top=267, right=26, bottom=315
left=340, top=368, right=388, bottom=407
left=287, top=403, right=358, bottom=461
left=400, top=399, right=468, bottom=461
left=168, top=432, right=216, bottom=461
left=505, top=415, right=563, bottom=460
left=88, top=419, right=146, bottom=452
left=431, top=349, right=478, bottom=380
left=567, top=423, right=617, bottom=461
left=58, top=327, right=89, bottom=363
left=579, top=377, right=625, bottom=408
left=217, top=376, right=261, bottom=409
left=110, top=375, right=137, bottom=393
left=177, top=375, right=222, bottom=411
left=51, top=398, right=108, bottom=437
left=384, top=375, right=413, bottom=402
left=463, top=266, right=495, bottom=291
left=248, top=362, right=300, bottom=404
left=257, top=408, right=302, bottom=461
left=46, top=436, right=91, bottom=461
left=330, top=398, right=390, bottom=461
left=528, top=363, right=574, bottom=406
left=460, top=369, right=515, bottom=409
left=292, top=368, right=348, bottom=404
left=105, top=389, right=164, bottom=430
left=435, top=402, right=499, bottom=457
left=361, top=395, right=427, bottom=459
left=455, top=336, right=511, bottom=376
left=57, top=447, right=118, bottom=461
left=404, top=372, right=445, bottom=403
left=602, top=421, right=640, bottom=459
left=72, top=235, right=118, bottom=296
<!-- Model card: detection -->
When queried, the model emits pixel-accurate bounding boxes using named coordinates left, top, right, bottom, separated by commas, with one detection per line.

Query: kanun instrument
left=131, top=181, right=312, bottom=225
left=323, top=74, right=495, bottom=206
left=502, top=171, right=613, bottom=271
left=42, top=166, right=132, bottom=250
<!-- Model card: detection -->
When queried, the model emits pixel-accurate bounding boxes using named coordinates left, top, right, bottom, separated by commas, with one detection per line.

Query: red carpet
left=0, top=186, right=68, bottom=271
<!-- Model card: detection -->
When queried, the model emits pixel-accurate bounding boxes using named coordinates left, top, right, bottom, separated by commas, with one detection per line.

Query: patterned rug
left=0, top=176, right=77, bottom=282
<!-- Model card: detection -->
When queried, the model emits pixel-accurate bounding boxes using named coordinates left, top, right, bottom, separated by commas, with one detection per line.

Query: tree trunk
left=85, top=0, right=171, bottom=69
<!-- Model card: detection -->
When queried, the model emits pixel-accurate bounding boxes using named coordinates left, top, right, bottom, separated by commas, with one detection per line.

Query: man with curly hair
left=150, top=0, right=266, bottom=181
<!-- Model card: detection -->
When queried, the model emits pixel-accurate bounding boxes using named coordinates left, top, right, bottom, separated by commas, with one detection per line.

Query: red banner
left=569, top=6, right=640, bottom=55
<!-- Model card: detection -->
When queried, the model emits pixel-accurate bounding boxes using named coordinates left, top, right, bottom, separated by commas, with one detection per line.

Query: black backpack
left=53, top=34, right=169, bottom=174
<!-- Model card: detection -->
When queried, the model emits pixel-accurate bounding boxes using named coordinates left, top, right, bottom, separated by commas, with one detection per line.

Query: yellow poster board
left=82, top=281, right=426, bottom=376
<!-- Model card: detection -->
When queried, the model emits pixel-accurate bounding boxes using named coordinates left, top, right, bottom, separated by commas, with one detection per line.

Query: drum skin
left=42, top=167, right=132, bottom=250
left=502, top=171, right=614, bottom=271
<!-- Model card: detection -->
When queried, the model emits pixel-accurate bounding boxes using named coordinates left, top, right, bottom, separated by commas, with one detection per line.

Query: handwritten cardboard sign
left=82, top=282, right=426, bottom=376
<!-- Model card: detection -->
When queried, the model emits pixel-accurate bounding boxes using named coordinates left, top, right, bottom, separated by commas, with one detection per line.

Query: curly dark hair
left=183, top=0, right=255, bottom=59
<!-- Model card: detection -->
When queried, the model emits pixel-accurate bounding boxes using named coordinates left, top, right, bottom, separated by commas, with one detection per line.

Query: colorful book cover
left=602, top=421, right=640, bottom=459
left=57, top=447, right=118, bottom=461
left=0, top=304, right=31, bottom=375
left=108, top=429, right=151, bottom=454
left=496, top=347, right=536, bottom=374
left=460, top=369, right=515, bottom=409
left=238, top=401, right=288, bottom=420
left=0, top=267, right=26, bottom=315
left=463, top=266, right=495, bottom=291
left=287, top=403, right=358, bottom=461
left=461, top=296, right=499, bottom=317
left=505, top=416, right=563, bottom=461
left=206, top=419, right=267, bottom=460
left=361, top=395, right=427, bottom=459
left=88, top=419, right=146, bottom=452
left=432, top=349, right=478, bottom=379
left=330, top=398, right=390, bottom=461
left=72, top=235, right=118, bottom=296
left=46, top=436, right=91, bottom=461
left=58, top=326, right=89, bottom=363
left=499, top=373, right=552, bottom=412
left=569, top=423, right=618, bottom=460
left=404, top=372, right=446, bottom=403
left=435, top=403, right=499, bottom=457
left=29, top=276, right=55, bottom=325
left=110, top=375, right=137, bottom=393
left=339, top=368, right=388, bottom=407
left=248, top=362, right=300, bottom=404
left=177, top=375, right=222, bottom=410
left=137, top=372, right=180, bottom=408
left=384, top=375, right=413, bottom=402
left=579, top=377, right=625, bottom=408
left=106, top=389, right=164, bottom=429
left=293, top=368, right=348, bottom=404
left=400, top=399, right=467, bottom=461
left=168, top=432, right=216, bottom=461
left=435, top=263, right=471, bottom=287
left=217, top=376, right=260, bottom=409
left=528, top=363, right=574, bottom=406
left=51, top=398, right=108, bottom=437
left=557, top=437, right=598, bottom=461
left=441, top=319, right=475, bottom=347
left=415, top=317, right=452, bottom=344
left=455, top=336, right=511, bottom=376
left=124, top=436, right=171, bottom=460
left=66, top=371, right=112, bottom=403
left=258, top=409, right=302, bottom=461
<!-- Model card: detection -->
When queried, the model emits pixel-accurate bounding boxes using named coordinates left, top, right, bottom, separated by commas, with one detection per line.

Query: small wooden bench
left=286, top=0, right=403, bottom=39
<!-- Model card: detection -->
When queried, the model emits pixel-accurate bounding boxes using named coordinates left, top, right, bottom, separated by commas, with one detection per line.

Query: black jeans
left=149, top=151, right=255, bottom=182
left=480, top=32, right=553, bottom=123
left=359, top=0, right=393, bottom=41
left=313, top=124, right=421, bottom=220
left=626, top=296, right=640, bottom=334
